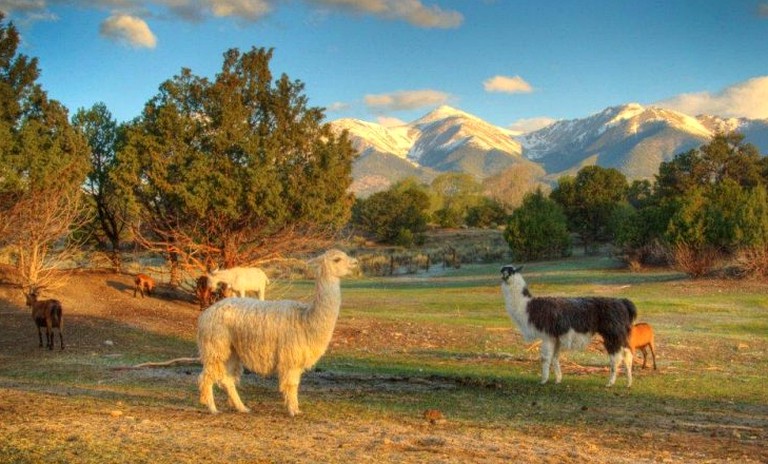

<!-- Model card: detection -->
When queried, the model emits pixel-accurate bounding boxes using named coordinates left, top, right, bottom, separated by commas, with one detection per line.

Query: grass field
left=0, top=252, right=766, bottom=463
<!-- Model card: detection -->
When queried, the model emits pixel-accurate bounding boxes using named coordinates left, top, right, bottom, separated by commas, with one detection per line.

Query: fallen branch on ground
left=111, top=357, right=201, bottom=370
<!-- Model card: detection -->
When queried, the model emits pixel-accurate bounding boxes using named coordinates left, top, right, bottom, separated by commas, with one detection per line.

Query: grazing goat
left=134, top=273, right=155, bottom=298
left=195, top=275, right=229, bottom=310
left=195, top=275, right=215, bottom=310
left=197, top=249, right=358, bottom=416
left=500, top=265, right=636, bottom=387
left=25, top=289, right=64, bottom=350
left=629, top=322, right=657, bottom=370
left=206, top=266, right=269, bottom=300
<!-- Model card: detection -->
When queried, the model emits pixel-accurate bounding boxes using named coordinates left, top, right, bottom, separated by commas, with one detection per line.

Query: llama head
left=309, top=249, right=358, bottom=278
left=500, top=265, right=523, bottom=283
left=500, top=265, right=531, bottom=297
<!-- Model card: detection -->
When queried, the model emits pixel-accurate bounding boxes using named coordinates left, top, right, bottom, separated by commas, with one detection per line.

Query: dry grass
left=0, top=260, right=766, bottom=463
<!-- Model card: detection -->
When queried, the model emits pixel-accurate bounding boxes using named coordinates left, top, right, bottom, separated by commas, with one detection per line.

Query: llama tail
left=622, top=298, right=638, bottom=323
left=621, top=299, right=638, bottom=347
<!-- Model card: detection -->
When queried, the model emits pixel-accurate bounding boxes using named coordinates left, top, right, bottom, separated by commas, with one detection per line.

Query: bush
left=504, top=190, right=571, bottom=262
left=672, top=243, right=723, bottom=278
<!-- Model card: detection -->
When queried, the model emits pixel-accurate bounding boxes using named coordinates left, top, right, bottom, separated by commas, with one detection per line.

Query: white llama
left=197, top=249, right=358, bottom=416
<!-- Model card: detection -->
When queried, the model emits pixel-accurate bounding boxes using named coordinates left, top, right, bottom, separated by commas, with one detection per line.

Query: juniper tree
left=114, top=47, right=356, bottom=281
left=73, top=103, right=129, bottom=271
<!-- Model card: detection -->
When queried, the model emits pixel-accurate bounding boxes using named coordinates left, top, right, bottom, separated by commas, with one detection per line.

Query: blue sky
left=3, top=0, right=768, bottom=132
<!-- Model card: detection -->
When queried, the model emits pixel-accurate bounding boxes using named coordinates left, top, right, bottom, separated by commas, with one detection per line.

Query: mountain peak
left=415, top=105, right=482, bottom=126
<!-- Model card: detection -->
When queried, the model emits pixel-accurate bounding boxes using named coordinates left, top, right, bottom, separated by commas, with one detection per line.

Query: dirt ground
left=0, top=271, right=766, bottom=463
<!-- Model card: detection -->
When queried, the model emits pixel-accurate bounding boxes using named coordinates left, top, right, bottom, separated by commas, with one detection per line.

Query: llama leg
left=222, top=357, right=249, bottom=413
left=279, top=368, right=303, bottom=417
left=607, top=351, right=622, bottom=387
left=58, top=328, right=64, bottom=350
left=623, top=348, right=633, bottom=388
left=539, top=339, right=555, bottom=384
left=649, top=342, right=657, bottom=370
left=552, top=340, right=563, bottom=384
left=198, top=368, right=219, bottom=414
left=640, top=347, right=648, bottom=369
left=37, top=326, right=43, bottom=348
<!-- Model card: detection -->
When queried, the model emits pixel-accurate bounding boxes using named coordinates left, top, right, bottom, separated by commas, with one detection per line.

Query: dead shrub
left=734, top=246, right=768, bottom=279
left=673, top=243, right=722, bottom=278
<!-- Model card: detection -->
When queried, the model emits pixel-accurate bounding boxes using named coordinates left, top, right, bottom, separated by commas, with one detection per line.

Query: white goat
left=500, top=265, right=636, bottom=387
left=206, top=266, right=269, bottom=300
left=197, top=249, right=358, bottom=416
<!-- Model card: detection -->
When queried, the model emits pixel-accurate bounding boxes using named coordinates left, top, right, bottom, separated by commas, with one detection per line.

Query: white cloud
left=508, top=117, right=556, bottom=135
left=2, top=0, right=460, bottom=27
left=204, top=0, right=272, bottom=21
left=364, top=89, right=450, bottom=112
left=100, top=14, right=157, bottom=48
left=483, top=75, right=533, bottom=94
left=309, top=0, right=463, bottom=28
left=0, top=0, right=45, bottom=13
left=656, top=76, right=768, bottom=119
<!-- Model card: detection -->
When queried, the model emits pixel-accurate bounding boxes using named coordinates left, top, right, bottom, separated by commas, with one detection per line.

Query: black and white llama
left=500, top=265, right=637, bottom=387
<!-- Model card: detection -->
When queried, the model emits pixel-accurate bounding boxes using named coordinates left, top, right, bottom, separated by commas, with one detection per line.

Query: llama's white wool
left=197, top=249, right=357, bottom=416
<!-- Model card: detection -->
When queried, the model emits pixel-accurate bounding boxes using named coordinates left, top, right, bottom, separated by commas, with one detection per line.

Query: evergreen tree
left=352, top=180, right=430, bottom=246
left=73, top=103, right=129, bottom=271
left=551, top=166, right=628, bottom=253
left=114, top=47, right=356, bottom=279
left=656, top=132, right=764, bottom=198
left=504, top=189, right=571, bottom=261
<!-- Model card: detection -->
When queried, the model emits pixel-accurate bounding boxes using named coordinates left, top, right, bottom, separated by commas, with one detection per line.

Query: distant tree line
left=507, top=132, right=768, bottom=278
left=351, top=132, right=768, bottom=278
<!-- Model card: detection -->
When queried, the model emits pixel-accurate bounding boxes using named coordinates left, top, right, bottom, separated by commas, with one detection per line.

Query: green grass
left=1, top=252, right=766, bottom=462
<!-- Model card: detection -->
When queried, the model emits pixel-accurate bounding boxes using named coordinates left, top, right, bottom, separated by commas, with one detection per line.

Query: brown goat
left=134, top=273, right=155, bottom=298
left=195, top=275, right=214, bottom=310
left=25, top=290, right=64, bottom=350
left=195, top=275, right=230, bottom=310
left=629, top=322, right=657, bottom=369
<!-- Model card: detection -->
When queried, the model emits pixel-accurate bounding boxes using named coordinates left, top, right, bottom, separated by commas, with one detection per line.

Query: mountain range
left=331, top=104, right=768, bottom=198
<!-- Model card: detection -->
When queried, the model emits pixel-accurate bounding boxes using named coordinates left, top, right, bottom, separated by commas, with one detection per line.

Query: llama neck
left=307, top=274, right=342, bottom=330
left=502, top=278, right=536, bottom=341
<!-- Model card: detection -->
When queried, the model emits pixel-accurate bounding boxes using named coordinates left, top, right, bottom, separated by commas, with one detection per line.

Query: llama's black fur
left=501, top=264, right=637, bottom=386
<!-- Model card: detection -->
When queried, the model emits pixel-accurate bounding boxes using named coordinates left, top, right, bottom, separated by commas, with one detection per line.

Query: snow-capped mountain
left=332, top=103, right=768, bottom=196
left=519, top=103, right=717, bottom=179
left=332, top=118, right=416, bottom=160
left=331, top=105, right=535, bottom=196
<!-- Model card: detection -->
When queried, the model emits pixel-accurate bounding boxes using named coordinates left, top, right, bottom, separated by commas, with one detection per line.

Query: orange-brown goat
left=134, top=273, right=155, bottom=298
left=629, top=322, right=657, bottom=369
